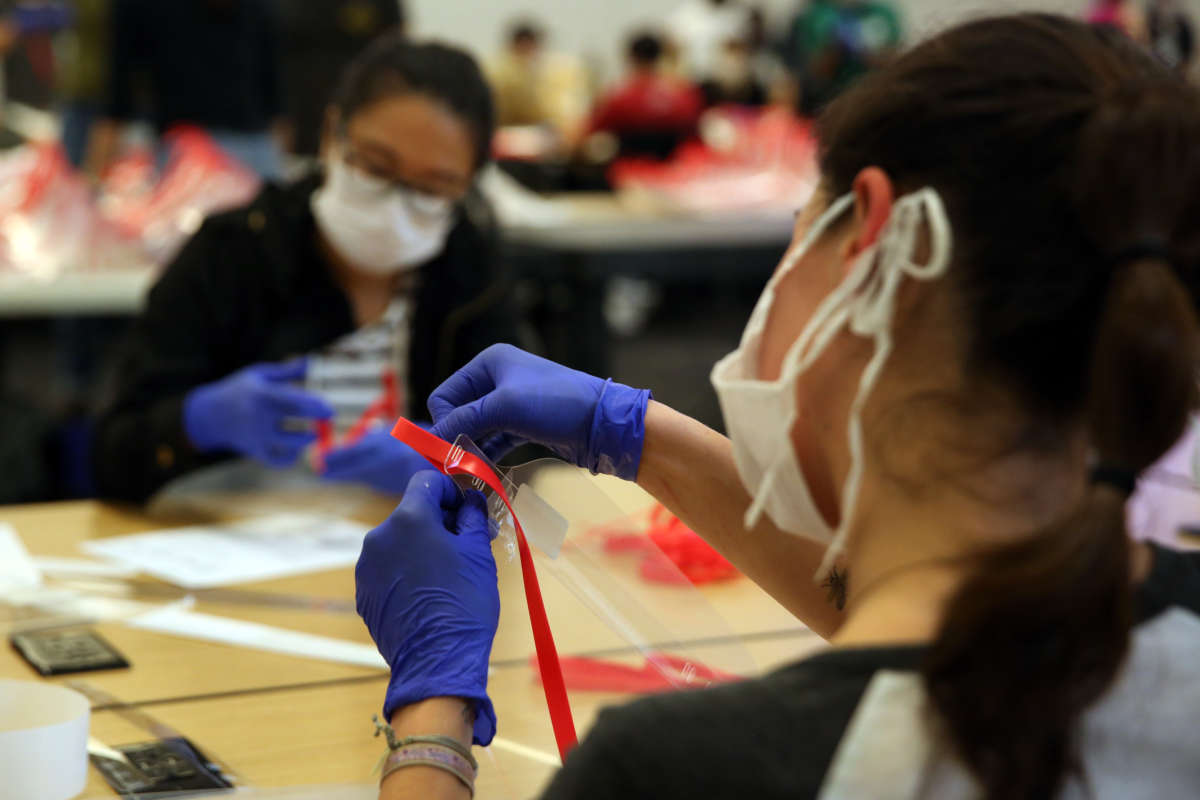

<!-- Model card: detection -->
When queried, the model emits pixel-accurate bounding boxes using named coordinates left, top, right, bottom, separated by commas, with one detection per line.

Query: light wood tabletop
left=1, top=471, right=806, bottom=704
left=0, top=471, right=822, bottom=798
left=78, top=632, right=825, bottom=800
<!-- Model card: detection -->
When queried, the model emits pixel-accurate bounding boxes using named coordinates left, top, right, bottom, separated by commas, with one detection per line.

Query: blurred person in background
left=1147, top=0, right=1194, bottom=74
left=784, top=0, right=902, bottom=115
left=668, top=0, right=751, bottom=84
left=55, top=0, right=111, bottom=168
left=0, top=2, right=23, bottom=56
left=701, top=32, right=769, bottom=106
left=276, top=0, right=405, bottom=158
left=582, top=31, right=703, bottom=160
left=92, top=36, right=517, bottom=504
left=0, top=1, right=72, bottom=97
left=485, top=19, right=590, bottom=141
left=85, top=0, right=285, bottom=179
left=1086, top=0, right=1148, bottom=42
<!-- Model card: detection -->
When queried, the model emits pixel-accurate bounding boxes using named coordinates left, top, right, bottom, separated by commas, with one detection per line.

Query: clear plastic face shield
left=711, top=187, right=953, bottom=578
left=413, top=430, right=764, bottom=795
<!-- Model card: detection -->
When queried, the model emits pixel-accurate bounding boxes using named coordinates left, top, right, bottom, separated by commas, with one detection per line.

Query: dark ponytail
left=818, top=14, right=1200, bottom=799
left=924, top=257, right=1198, bottom=799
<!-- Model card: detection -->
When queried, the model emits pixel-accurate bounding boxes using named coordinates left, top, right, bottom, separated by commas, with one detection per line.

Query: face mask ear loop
left=737, top=193, right=858, bottom=533
left=815, top=328, right=894, bottom=579
left=739, top=194, right=858, bottom=354
left=744, top=459, right=781, bottom=530
left=813, top=191, right=953, bottom=581
left=740, top=197, right=879, bottom=535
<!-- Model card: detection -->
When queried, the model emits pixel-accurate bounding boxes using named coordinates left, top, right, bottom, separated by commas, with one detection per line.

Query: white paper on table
left=32, top=556, right=139, bottom=579
left=0, top=586, right=194, bottom=631
left=128, top=606, right=387, bottom=669
left=0, top=523, right=41, bottom=591
left=81, top=513, right=371, bottom=588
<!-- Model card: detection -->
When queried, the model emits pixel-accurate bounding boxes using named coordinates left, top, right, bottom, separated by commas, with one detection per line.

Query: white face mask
left=710, top=188, right=952, bottom=577
left=311, top=155, right=456, bottom=275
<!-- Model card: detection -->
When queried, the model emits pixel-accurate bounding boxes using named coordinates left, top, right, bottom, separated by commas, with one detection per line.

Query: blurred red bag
left=0, top=142, right=112, bottom=276
left=99, top=126, right=260, bottom=265
left=609, top=107, right=819, bottom=214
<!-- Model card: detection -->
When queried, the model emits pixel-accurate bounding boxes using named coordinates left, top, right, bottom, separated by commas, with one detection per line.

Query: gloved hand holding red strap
left=390, top=417, right=578, bottom=760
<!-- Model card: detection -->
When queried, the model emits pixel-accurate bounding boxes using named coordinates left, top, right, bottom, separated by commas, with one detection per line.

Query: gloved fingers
left=268, top=386, right=335, bottom=421
left=428, top=343, right=527, bottom=421
left=453, top=489, right=493, bottom=544
left=427, top=371, right=494, bottom=424
left=479, top=432, right=525, bottom=463
left=269, top=428, right=319, bottom=452
left=320, top=456, right=370, bottom=482
left=428, top=394, right=500, bottom=449
left=400, top=470, right=464, bottom=517
left=260, top=436, right=310, bottom=467
left=322, top=436, right=385, bottom=474
left=254, top=358, right=309, bottom=383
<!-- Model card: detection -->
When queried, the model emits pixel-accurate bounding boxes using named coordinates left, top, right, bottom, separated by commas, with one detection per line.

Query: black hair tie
left=1108, top=238, right=1173, bottom=270
left=1089, top=464, right=1138, bottom=496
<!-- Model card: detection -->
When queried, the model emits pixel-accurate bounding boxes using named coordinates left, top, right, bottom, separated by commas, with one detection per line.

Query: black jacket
left=93, top=173, right=517, bottom=503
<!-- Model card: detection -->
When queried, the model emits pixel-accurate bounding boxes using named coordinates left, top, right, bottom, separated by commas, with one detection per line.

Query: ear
left=848, top=167, right=895, bottom=256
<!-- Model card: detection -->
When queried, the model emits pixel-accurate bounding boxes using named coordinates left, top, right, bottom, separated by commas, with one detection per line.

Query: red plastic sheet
left=532, top=652, right=742, bottom=693
left=604, top=505, right=740, bottom=585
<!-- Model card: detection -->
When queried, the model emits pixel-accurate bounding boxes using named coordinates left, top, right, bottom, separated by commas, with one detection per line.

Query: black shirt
left=540, top=545, right=1200, bottom=800
left=92, top=173, right=517, bottom=503
left=108, top=0, right=282, bottom=132
left=1138, top=541, right=1200, bottom=620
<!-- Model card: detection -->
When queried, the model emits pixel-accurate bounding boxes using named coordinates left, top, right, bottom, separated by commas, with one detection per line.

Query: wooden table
left=78, top=631, right=825, bottom=799
left=0, top=473, right=821, bottom=798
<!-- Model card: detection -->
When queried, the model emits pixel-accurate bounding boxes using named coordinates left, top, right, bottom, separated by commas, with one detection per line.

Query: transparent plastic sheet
left=423, top=437, right=760, bottom=798
left=500, top=458, right=758, bottom=682
left=442, top=436, right=757, bottom=695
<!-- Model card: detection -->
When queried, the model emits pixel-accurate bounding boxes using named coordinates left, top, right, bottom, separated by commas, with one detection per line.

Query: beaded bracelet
left=380, top=743, right=477, bottom=796
left=371, top=714, right=479, bottom=770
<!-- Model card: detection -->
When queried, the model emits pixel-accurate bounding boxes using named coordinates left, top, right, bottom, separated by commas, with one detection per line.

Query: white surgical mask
left=710, top=188, right=952, bottom=577
left=311, top=155, right=456, bottom=275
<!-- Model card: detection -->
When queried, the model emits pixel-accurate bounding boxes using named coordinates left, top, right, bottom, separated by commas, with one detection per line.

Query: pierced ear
left=850, top=167, right=896, bottom=256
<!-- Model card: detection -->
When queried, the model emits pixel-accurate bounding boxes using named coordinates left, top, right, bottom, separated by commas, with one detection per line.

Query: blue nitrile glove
left=183, top=360, right=333, bottom=467
left=428, top=344, right=652, bottom=481
left=321, top=429, right=434, bottom=494
left=356, top=471, right=499, bottom=745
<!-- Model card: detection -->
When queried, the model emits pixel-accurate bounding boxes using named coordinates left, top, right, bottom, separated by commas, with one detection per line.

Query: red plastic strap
left=391, top=417, right=578, bottom=760
left=314, top=369, right=402, bottom=466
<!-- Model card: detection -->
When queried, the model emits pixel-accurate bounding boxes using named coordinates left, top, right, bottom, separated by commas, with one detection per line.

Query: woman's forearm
left=378, top=698, right=474, bottom=800
left=636, top=401, right=845, bottom=638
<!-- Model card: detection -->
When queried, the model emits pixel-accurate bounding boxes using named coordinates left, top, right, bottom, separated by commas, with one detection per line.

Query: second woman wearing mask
left=93, top=36, right=517, bottom=503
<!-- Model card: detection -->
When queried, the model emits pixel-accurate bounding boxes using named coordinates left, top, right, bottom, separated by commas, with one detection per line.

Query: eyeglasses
left=337, top=140, right=458, bottom=220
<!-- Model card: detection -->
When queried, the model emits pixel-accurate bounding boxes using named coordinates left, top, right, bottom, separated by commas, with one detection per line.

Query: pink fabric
left=1129, top=425, right=1200, bottom=548
left=1087, top=2, right=1125, bottom=28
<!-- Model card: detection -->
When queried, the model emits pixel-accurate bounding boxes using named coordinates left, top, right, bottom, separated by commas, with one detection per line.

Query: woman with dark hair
left=355, top=15, right=1200, bottom=799
left=93, top=35, right=516, bottom=504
